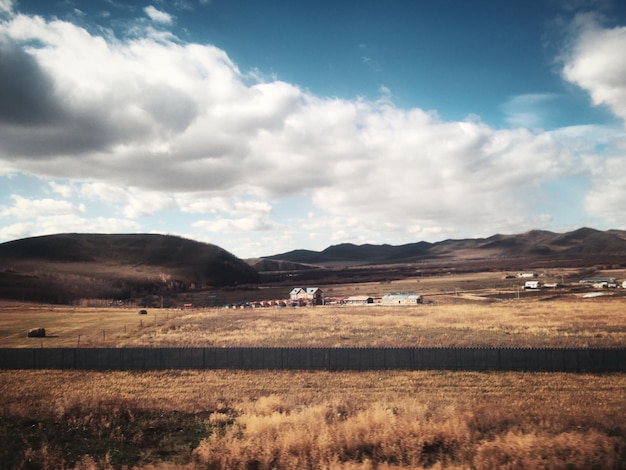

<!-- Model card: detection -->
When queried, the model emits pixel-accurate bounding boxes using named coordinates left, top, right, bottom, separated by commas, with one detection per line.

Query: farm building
left=579, top=277, right=617, bottom=288
left=289, top=287, right=324, bottom=305
left=345, top=295, right=374, bottom=305
left=524, top=280, right=541, bottom=289
left=382, top=292, right=422, bottom=305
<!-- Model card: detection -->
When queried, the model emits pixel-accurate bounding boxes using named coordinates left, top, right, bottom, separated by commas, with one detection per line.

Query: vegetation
left=2, top=295, right=626, bottom=348
left=0, top=233, right=259, bottom=304
left=2, top=266, right=626, bottom=467
left=0, top=369, right=624, bottom=468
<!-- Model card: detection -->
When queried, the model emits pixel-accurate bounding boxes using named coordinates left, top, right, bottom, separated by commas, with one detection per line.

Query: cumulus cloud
left=0, top=8, right=624, bottom=254
left=561, top=14, right=626, bottom=226
left=584, top=157, right=626, bottom=223
left=0, top=193, right=141, bottom=240
left=562, top=14, right=626, bottom=124
left=79, top=182, right=175, bottom=218
left=0, top=195, right=84, bottom=219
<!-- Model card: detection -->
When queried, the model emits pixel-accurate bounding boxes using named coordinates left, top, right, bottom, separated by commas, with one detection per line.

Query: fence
left=1, top=347, right=625, bottom=372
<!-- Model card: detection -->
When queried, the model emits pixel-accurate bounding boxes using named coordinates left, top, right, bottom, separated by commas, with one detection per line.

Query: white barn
left=382, top=292, right=422, bottom=305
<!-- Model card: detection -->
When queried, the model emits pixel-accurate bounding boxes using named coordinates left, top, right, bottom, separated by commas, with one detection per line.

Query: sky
left=1, top=0, right=626, bottom=259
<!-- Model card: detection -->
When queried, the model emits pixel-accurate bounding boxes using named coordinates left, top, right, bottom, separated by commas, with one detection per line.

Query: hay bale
left=27, top=327, right=46, bottom=338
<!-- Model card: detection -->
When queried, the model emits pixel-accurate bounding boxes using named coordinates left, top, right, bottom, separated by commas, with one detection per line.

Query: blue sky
left=1, top=0, right=626, bottom=258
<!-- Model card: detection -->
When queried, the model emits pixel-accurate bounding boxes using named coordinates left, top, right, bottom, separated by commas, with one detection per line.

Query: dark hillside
left=0, top=233, right=259, bottom=303
left=263, top=228, right=626, bottom=269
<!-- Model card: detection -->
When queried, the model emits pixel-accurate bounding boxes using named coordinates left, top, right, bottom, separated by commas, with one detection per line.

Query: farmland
left=2, top=270, right=626, bottom=348
left=1, top=270, right=626, bottom=468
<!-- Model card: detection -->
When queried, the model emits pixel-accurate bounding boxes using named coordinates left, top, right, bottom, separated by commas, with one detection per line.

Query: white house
left=524, top=280, right=541, bottom=289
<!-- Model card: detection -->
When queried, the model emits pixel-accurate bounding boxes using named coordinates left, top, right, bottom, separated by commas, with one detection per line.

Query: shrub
left=473, top=429, right=621, bottom=469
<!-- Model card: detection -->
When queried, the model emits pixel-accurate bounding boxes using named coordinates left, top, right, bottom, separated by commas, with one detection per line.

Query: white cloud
left=561, top=14, right=626, bottom=226
left=48, top=181, right=73, bottom=198
left=0, top=195, right=84, bottom=219
left=79, top=182, right=175, bottom=218
left=144, top=6, right=173, bottom=25
left=0, top=193, right=141, bottom=241
left=0, top=0, right=12, bottom=14
left=193, top=214, right=280, bottom=233
left=0, top=8, right=625, bottom=256
left=562, top=14, right=626, bottom=125
left=584, top=156, right=626, bottom=223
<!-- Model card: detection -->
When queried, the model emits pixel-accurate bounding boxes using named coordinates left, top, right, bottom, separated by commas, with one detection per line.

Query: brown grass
left=2, top=271, right=626, bottom=467
left=1, top=369, right=624, bottom=468
left=4, top=295, right=624, bottom=348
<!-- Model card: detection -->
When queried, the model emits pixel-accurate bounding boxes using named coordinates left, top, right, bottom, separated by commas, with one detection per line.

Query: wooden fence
left=1, top=347, right=625, bottom=372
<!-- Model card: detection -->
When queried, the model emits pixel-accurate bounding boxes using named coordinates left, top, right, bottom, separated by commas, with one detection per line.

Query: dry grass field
left=2, top=294, right=626, bottom=348
left=2, top=270, right=626, bottom=468
left=1, top=369, right=624, bottom=468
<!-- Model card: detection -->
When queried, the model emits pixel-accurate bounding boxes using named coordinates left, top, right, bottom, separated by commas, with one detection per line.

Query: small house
left=289, top=287, right=324, bottom=305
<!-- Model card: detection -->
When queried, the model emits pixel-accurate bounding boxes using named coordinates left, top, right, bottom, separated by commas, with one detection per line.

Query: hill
left=263, top=227, right=626, bottom=269
left=0, top=233, right=259, bottom=304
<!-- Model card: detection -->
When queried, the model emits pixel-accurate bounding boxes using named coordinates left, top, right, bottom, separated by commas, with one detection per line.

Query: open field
left=2, top=270, right=626, bottom=467
left=1, top=369, right=625, bottom=468
left=2, top=293, right=626, bottom=348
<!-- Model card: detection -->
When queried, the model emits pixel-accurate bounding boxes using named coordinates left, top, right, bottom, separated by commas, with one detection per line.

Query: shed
left=345, top=295, right=374, bottom=305
left=382, top=292, right=422, bottom=305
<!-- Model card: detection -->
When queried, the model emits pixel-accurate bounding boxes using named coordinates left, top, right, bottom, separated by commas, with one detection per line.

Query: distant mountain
left=261, top=228, right=626, bottom=269
left=0, top=233, right=259, bottom=303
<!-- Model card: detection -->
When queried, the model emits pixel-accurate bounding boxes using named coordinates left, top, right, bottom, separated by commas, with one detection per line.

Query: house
left=345, top=295, right=374, bottom=305
left=289, top=287, right=324, bottom=305
left=524, top=280, right=541, bottom=289
left=381, top=292, right=422, bottom=305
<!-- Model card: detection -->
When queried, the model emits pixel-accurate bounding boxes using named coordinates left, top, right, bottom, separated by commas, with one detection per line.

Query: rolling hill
left=2, top=228, right=626, bottom=304
left=0, top=233, right=259, bottom=304
left=261, top=227, right=626, bottom=269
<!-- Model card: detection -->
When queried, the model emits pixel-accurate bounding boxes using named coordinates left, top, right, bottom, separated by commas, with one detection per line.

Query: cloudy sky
left=1, top=0, right=626, bottom=258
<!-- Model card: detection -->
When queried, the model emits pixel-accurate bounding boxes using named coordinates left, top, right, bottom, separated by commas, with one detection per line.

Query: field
left=2, top=286, right=626, bottom=349
left=2, top=270, right=626, bottom=468
left=1, top=369, right=625, bottom=468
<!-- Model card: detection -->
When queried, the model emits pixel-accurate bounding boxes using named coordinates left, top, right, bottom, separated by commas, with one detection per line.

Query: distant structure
left=289, top=287, right=324, bottom=305
left=579, top=277, right=617, bottom=288
left=382, top=292, right=422, bottom=305
left=345, top=295, right=374, bottom=305
left=517, top=272, right=537, bottom=278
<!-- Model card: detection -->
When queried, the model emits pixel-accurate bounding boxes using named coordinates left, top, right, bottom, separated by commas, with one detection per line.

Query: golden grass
left=2, top=295, right=626, bottom=348
left=1, top=369, right=625, bottom=468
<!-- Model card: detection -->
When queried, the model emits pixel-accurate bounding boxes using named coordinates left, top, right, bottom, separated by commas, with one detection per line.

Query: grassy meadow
left=1, top=369, right=624, bottom=468
left=2, top=295, right=626, bottom=348
left=2, top=270, right=626, bottom=468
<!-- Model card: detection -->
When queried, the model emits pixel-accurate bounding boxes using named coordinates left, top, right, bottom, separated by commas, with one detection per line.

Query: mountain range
left=1, top=227, right=625, bottom=303
left=252, top=227, right=626, bottom=270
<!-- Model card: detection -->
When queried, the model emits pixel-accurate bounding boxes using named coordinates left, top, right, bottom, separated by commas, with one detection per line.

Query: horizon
left=1, top=1, right=626, bottom=258
left=0, top=225, right=614, bottom=259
